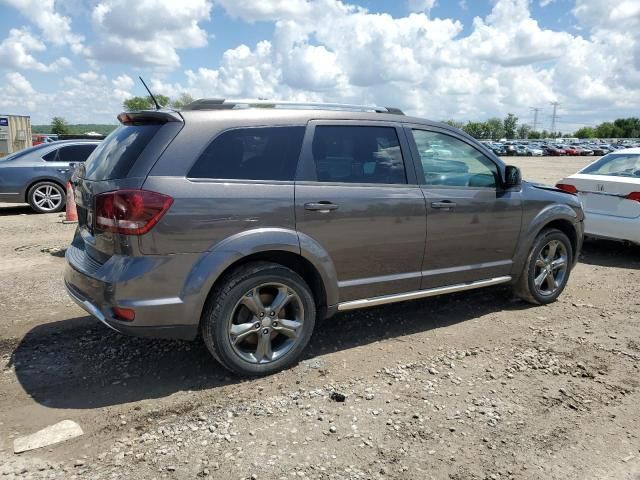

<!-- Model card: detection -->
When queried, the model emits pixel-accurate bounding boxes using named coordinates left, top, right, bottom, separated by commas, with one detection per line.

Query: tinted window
left=411, top=130, right=498, bottom=188
left=312, top=126, right=406, bottom=184
left=580, top=153, right=640, bottom=178
left=43, top=144, right=97, bottom=163
left=189, top=126, right=305, bottom=181
left=83, top=125, right=160, bottom=180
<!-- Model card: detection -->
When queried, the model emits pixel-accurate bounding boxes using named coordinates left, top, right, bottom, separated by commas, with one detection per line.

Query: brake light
left=95, top=189, right=173, bottom=235
left=626, top=192, right=640, bottom=202
left=555, top=183, right=577, bottom=194
left=112, top=306, right=135, bottom=322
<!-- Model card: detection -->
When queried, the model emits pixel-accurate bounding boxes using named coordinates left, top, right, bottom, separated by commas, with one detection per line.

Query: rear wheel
left=28, top=181, right=65, bottom=213
left=514, top=228, right=573, bottom=305
left=201, top=262, right=316, bottom=376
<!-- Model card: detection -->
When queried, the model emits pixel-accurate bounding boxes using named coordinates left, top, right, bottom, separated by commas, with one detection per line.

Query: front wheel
left=514, top=228, right=573, bottom=305
left=201, top=262, right=316, bottom=376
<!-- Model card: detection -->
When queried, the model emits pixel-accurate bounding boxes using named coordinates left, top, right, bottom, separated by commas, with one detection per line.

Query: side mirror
left=504, top=165, right=522, bottom=188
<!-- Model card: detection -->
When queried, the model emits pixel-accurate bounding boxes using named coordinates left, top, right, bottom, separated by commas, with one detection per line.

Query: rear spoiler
left=117, top=110, right=183, bottom=125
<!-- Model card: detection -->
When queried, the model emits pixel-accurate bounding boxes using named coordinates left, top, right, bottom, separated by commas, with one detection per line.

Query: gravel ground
left=1, top=156, right=639, bottom=479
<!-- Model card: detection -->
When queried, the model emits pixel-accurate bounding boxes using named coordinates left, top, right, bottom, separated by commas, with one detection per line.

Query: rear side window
left=43, top=144, right=97, bottom=163
left=311, top=126, right=407, bottom=184
left=83, top=125, right=161, bottom=180
left=188, top=126, right=305, bottom=181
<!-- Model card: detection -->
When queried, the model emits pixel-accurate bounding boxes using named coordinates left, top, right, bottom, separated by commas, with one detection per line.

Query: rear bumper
left=584, top=212, right=640, bottom=244
left=64, top=240, right=201, bottom=340
left=64, top=281, right=197, bottom=339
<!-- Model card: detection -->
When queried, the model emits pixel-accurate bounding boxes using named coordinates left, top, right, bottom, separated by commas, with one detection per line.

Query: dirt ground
left=1, top=156, right=639, bottom=479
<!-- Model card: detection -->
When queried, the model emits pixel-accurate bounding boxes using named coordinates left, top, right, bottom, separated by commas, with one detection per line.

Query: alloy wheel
left=33, top=184, right=63, bottom=212
left=533, top=240, right=568, bottom=296
left=228, top=283, right=304, bottom=364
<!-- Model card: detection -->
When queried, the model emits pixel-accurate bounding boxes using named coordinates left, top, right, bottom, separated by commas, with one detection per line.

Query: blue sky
left=0, top=0, right=638, bottom=131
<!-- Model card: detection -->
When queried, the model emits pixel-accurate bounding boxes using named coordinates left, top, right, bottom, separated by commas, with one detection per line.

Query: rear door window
left=44, top=144, right=97, bottom=163
left=188, top=126, right=305, bottom=181
left=83, top=125, right=161, bottom=180
left=310, top=126, right=407, bottom=184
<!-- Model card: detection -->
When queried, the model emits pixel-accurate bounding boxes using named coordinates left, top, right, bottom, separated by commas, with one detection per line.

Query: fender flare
left=511, top=203, right=581, bottom=277
left=181, top=227, right=339, bottom=318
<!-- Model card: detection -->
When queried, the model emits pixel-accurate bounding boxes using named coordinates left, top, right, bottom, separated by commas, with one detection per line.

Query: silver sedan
left=0, top=140, right=100, bottom=213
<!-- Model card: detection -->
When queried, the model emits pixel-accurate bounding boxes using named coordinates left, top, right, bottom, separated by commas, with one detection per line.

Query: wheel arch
left=181, top=228, right=339, bottom=328
left=511, top=204, right=582, bottom=280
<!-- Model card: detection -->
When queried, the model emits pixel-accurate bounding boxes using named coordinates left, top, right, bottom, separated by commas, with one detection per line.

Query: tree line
left=444, top=114, right=640, bottom=140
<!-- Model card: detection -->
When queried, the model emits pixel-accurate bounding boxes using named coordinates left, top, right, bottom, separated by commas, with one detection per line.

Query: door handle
left=304, top=202, right=339, bottom=212
left=431, top=201, right=456, bottom=209
left=57, top=169, right=70, bottom=173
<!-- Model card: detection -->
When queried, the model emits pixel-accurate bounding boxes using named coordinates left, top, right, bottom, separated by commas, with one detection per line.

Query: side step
left=337, top=276, right=512, bottom=311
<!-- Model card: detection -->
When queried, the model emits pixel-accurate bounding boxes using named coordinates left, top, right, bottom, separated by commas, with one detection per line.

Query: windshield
left=0, top=143, right=49, bottom=162
left=580, top=153, right=640, bottom=178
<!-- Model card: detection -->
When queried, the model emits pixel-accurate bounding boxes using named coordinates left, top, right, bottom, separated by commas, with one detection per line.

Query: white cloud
left=0, top=0, right=85, bottom=53
left=0, top=28, right=72, bottom=72
left=407, top=0, right=436, bottom=13
left=2, top=0, right=638, bottom=131
left=88, top=0, right=212, bottom=69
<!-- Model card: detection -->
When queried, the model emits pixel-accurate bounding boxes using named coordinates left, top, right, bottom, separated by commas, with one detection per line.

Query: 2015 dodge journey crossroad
left=65, top=100, right=584, bottom=376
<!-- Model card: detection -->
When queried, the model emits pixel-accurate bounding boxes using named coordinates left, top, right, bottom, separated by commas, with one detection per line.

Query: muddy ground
left=1, top=156, right=639, bottom=479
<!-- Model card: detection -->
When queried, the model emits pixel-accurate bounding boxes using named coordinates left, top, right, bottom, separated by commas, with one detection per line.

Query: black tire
left=201, top=261, right=316, bottom=376
left=27, top=181, right=66, bottom=213
left=514, top=228, right=573, bottom=305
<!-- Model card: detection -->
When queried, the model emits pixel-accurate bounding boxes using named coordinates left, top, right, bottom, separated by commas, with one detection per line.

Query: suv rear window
left=83, top=125, right=160, bottom=180
left=188, top=126, right=305, bottom=181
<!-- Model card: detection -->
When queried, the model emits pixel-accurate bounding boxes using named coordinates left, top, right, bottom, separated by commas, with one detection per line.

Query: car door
left=43, top=144, right=97, bottom=183
left=295, top=121, right=426, bottom=302
left=405, top=126, right=523, bottom=289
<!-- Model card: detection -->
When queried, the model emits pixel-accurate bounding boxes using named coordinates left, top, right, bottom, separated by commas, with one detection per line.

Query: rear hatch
left=72, top=110, right=183, bottom=264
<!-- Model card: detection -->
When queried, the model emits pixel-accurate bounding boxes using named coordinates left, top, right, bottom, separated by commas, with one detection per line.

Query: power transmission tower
left=530, top=107, right=541, bottom=132
left=550, top=102, right=560, bottom=136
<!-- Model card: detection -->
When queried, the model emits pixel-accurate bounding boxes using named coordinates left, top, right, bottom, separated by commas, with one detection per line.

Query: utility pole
left=530, top=107, right=541, bottom=132
left=550, top=102, right=560, bottom=137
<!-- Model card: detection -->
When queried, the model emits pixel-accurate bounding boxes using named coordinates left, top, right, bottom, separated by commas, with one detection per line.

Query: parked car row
left=482, top=140, right=639, bottom=157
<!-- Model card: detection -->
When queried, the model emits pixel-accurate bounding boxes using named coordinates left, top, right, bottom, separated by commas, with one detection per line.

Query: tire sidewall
left=206, top=267, right=316, bottom=376
left=28, top=181, right=66, bottom=213
left=526, top=230, right=573, bottom=304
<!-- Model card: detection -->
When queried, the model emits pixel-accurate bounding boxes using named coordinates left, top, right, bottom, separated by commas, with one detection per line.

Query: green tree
left=594, top=122, right=615, bottom=138
left=50, top=117, right=70, bottom=135
left=171, top=93, right=195, bottom=109
left=612, top=118, right=640, bottom=138
left=123, top=94, right=170, bottom=111
left=574, top=127, right=595, bottom=139
left=442, top=119, right=464, bottom=129
left=503, top=113, right=518, bottom=140
left=528, top=130, right=542, bottom=139
left=517, top=124, right=531, bottom=139
left=485, top=117, right=505, bottom=139
left=462, top=121, right=487, bottom=139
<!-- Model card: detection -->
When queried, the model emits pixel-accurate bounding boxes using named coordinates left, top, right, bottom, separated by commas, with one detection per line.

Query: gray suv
left=65, top=101, right=584, bottom=375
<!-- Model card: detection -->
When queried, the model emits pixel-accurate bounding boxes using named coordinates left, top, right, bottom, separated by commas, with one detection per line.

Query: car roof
left=610, top=147, right=640, bottom=154
left=45, top=139, right=102, bottom=145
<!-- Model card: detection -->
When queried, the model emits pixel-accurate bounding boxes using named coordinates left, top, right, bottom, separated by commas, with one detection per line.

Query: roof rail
left=182, top=98, right=404, bottom=115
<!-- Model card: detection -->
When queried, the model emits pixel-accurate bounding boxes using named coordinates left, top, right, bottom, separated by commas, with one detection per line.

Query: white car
left=556, top=147, right=640, bottom=244
left=526, top=146, right=544, bottom=156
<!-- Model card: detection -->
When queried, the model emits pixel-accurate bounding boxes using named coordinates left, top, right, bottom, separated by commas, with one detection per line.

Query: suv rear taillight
left=555, top=183, right=577, bottom=194
left=95, top=189, right=173, bottom=235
